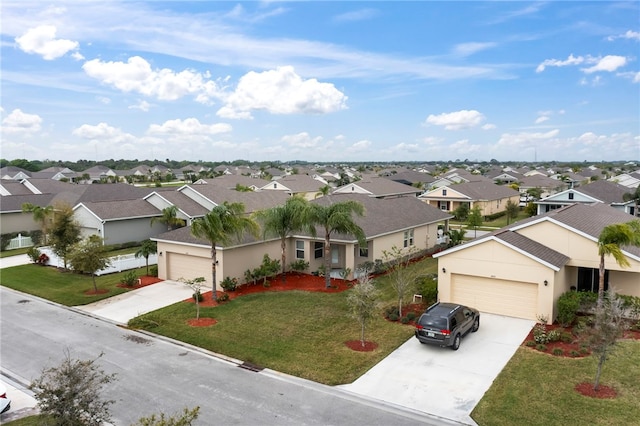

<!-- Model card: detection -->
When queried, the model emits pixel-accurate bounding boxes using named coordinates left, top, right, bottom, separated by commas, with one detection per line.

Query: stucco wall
left=0, top=213, right=40, bottom=234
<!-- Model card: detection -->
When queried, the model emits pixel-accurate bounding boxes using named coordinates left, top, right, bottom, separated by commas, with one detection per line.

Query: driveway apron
left=339, top=313, right=534, bottom=425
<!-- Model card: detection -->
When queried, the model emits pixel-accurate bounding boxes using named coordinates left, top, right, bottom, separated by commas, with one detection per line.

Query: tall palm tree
left=307, top=198, right=366, bottom=288
left=135, top=240, right=157, bottom=276
left=191, top=202, right=259, bottom=301
left=254, top=197, right=310, bottom=282
left=597, top=220, right=640, bottom=304
left=22, top=202, right=54, bottom=244
left=151, top=206, right=185, bottom=231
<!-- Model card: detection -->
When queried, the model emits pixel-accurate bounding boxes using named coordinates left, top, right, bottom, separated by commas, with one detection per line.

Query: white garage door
left=166, top=252, right=210, bottom=282
left=451, top=274, right=538, bottom=320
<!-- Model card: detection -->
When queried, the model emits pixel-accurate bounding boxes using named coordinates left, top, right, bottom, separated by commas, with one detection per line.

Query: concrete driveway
left=340, top=313, right=534, bottom=425
left=74, top=280, right=194, bottom=324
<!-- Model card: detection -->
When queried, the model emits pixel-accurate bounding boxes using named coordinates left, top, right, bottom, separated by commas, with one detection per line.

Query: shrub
left=536, top=344, right=547, bottom=352
left=218, top=293, right=229, bottom=302
left=533, top=324, right=548, bottom=344
left=415, top=275, right=438, bottom=305
left=384, top=305, right=399, bottom=319
left=192, top=291, right=203, bottom=303
left=570, top=350, right=580, bottom=357
left=525, top=340, right=537, bottom=347
left=406, top=311, right=416, bottom=321
left=557, top=291, right=581, bottom=327
left=401, top=316, right=410, bottom=324
left=38, top=253, right=50, bottom=265
left=547, top=329, right=561, bottom=343
left=122, top=271, right=138, bottom=287
left=560, top=332, right=573, bottom=343
left=289, top=259, right=309, bottom=274
left=552, top=348, right=564, bottom=356
left=150, top=265, right=158, bottom=277
left=27, top=246, right=42, bottom=263
left=579, top=347, right=589, bottom=355
left=388, top=313, right=399, bottom=322
left=617, top=294, right=640, bottom=319
left=220, top=276, right=238, bottom=292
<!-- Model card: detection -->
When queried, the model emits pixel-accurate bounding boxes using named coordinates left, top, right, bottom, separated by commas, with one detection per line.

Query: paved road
left=1, top=287, right=446, bottom=426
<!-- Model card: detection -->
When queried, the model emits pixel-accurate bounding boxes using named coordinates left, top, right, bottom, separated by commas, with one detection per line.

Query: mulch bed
left=575, top=382, right=617, bottom=399
left=345, top=340, right=379, bottom=352
left=117, top=275, right=164, bottom=289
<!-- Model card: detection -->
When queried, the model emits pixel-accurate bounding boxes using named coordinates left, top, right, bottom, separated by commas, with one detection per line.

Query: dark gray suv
left=414, top=302, right=480, bottom=350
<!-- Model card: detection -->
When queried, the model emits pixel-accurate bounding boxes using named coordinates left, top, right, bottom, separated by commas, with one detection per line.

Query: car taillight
left=0, top=393, right=6, bottom=398
left=440, top=329, right=450, bottom=335
left=416, top=325, right=423, bottom=330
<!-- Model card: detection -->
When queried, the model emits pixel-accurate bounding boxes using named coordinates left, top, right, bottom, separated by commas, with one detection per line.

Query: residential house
left=152, top=194, right=452, bottom=286
left=258, top=174, right=328, bottom=199
left=434, top=203, right=640, bottom=323
left=333, top=176, right=422, bottom=199
left=535, top=179, right=636, bottom=215
left=0, top=166, right=31, bottom=180
left=418, top=181, right=520, bottom=217
left=609, top=172, right=640, bottom=189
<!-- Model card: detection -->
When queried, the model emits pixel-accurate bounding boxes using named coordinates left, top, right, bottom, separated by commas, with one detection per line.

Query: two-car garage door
left=450, top=274, right=538, bottom=320
left=166, top=252, right=210, bottom=282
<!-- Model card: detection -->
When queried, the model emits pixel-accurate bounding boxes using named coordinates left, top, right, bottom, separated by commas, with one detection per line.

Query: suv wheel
left=472, top=317, right=480, bottom=332
left=451, top=334, right=461, bottom=350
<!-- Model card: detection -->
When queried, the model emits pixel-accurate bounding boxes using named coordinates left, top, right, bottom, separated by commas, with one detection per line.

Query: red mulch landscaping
left=187, top=318, right=217, bottom=327
left=575, top=382, right=617, bottom=399
left=185, top=272, right=354, bottom=307
left=117, top=275, right=164, bottom=289
left=345, top=340, right=379, bottom=352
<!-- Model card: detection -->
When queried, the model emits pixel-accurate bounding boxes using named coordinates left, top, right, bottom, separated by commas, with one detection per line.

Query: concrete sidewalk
left=0, top=254, right=30, bottom=269
left=74, top=280, right=194, bottom=324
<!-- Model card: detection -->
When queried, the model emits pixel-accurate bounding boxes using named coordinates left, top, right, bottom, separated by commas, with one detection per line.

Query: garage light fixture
left=442, top=268, right=446, bottom=273
left=544, top=280, right=548, bottom=286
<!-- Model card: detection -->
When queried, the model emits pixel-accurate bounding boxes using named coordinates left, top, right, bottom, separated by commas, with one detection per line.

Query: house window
left=273, top=183, right=277, bottom=189
left=442, top=189, right=447, bottom=196
left=296, top=240, right=305, bottom=259
left=568, top=192, right=574, bottom=200
left=439, top=201, right=449, bottom=211
left=314, top=242, right=324, bottom=259
left=359, top=246, right=369, bottom=257
left=403, top=229, right=414, bottom=248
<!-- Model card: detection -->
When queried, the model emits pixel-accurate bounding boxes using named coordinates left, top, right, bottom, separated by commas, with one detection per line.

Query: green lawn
left=0, top=264, right=148, bottom=306
left=472, top=342, right=640, bottom=425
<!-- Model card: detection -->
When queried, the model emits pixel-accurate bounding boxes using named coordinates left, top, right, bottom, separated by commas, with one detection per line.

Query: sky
left=1, top=1, right=639, bottom=164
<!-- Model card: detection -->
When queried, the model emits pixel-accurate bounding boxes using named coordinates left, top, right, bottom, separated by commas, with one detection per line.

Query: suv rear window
left=417, top=313, right=448, bottom=330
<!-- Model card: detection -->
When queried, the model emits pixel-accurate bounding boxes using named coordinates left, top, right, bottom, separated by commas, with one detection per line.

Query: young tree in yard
left=136, top=240, right=157, bottom=276
left=180, top=277, right=206, bottom=320
left=49, top=203, right=81, bottom=269
left=68, top=235, right=112, bottom=293
left=505, top=199, right=519, bottom=225
left=191, top=202, right=259, bottom=301
left=382, top=245, right=423, bottom=318
left=307, top=198, right=366, bottom=288
left=151, top=205, right=186, bottom=231
left=29, top=350, right=116, bottom=426
left=466, top=206, right=483, bottom=238
left=585, top=290, right=629, bottom=391
left=597, top=220, right=640, bottom=305
left=254, top=196, right=310, bottom=281
left=447, top=228, right=466, bottom=246
left=133, top=407, right=200, bottom=426
left=347, top=267, right=379, bottom=347
left=452, top=203, right=469, bottom=221
left=22, top=202, right=54, bottom=244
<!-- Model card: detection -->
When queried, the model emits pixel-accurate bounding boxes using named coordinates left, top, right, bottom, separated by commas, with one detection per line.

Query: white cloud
left=96, top=96, right=111, bottom=105
left=129, top=100, right=152, bottom=112
left=15, top=25, right=79, bottom=60
left=333, top=8, right=378, bottom=23
left=581, top=55, right=627, bottom=74
left=281, top=132, right=324, bottom=149
left=424, top=110, right=486, bottom=130
left=496, top=129, right=560, bottom=150
left=147, top=118, right=232, bottom=137
left=481, top=123, right=496, bottom=130
left=72, top=122, right=130, bottom=140
left=82, top=56, right=222, bottom=102
left=452, top=42, right=497, bottom=57
left=1, top=109, right=42, bottom=134
left=607, top=30, right=640, bottom=41
left=535, top=116, right=550, bottom=124
left=349, top=140, right=372, bottom=151
left=536, top=54, right=584, bottom=73
left=216, top=66, right=347, bottom=119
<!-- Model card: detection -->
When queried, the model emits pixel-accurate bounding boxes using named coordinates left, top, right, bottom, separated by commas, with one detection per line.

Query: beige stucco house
left=434, top=203, right=640, bottom=324
left=419, top=181, right=520, bottom=217
left=152, top=194, right=452, bottom=287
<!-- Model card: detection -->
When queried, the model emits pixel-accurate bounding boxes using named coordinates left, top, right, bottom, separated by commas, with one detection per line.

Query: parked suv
left=414, top=302, right=480, bottom=350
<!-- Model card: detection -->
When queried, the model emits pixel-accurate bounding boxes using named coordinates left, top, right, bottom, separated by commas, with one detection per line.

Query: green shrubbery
left=121, top=271, right=138, bottom=287
left=220, top=276, right=238, bottom=292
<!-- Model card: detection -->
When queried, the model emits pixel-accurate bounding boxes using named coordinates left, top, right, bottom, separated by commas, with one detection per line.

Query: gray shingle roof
left=577, top=180, right=632, bottom=204
left=494, top=230, right=570, bottom=268
left=78, top=199, right=161, bottom=220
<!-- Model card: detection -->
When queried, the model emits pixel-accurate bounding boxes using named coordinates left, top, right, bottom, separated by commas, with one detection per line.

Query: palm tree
left=254, top=197, right=310, bottom=282
left=135, top=240, right=157, bottom=276
left=151, top=206, right=185, bottom=231
left=307, top=198, right=366, bottom=288
left=191, top=202, right=259, bottom=301
left=22, top=203, right=54, bottom=244
left=597, top=220, right=640, bottom=304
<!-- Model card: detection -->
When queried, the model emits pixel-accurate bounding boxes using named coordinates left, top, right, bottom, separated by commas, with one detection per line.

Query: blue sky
left=1, top=1, right=639, bottom=163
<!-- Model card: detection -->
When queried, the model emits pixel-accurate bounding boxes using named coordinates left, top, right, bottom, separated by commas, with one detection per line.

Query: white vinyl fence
left=38, top=246, right=158, bottom=276
left=6, top=234, right=34, bottom=250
